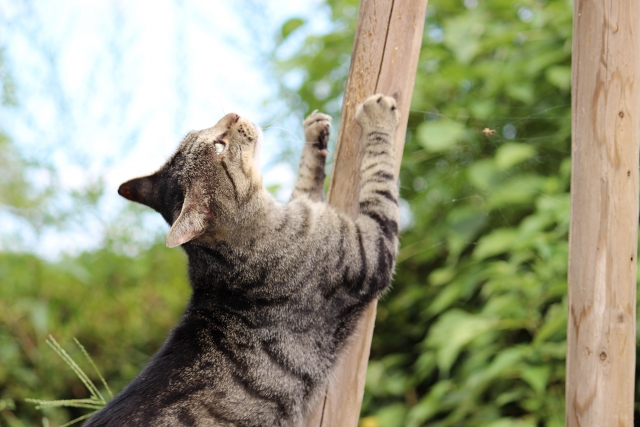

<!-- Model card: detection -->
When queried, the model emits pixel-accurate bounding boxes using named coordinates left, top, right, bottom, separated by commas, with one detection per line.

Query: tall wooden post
left=305, top=1, right=428, bottom=426
left=566, top=0, right=639, bottom=426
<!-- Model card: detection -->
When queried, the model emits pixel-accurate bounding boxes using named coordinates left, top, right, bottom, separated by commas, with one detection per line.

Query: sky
left=0, top=0, right=330, bottom=257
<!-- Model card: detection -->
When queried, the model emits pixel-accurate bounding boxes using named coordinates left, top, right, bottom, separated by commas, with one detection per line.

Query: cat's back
left=84, top=312, right=298, bottom=427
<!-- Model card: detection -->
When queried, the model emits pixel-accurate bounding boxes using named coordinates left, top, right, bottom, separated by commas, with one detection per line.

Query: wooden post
left=305, top=1, right=427, bottom=426
left=566, top=0, right=639, bottom=426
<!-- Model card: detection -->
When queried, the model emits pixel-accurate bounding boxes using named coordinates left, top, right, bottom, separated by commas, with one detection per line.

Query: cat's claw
left=303, top=111, right=332, bottom=150
left=355, top=94, right=400, bottom=133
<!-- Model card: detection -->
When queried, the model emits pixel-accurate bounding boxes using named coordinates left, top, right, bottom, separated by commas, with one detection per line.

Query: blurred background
left=1, top=0, right=635, bottom=426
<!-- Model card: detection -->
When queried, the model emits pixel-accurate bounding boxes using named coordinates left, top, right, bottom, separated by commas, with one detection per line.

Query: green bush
left=0, top=239, right=189, bottom=426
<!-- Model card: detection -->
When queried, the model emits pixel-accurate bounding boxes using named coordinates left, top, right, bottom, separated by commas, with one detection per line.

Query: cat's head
left=118, top=112, right=264, bottom=248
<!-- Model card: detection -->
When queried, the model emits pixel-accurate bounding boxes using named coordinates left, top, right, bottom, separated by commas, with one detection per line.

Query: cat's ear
left=165, top=200, right=210, bottom=248
left=118, top=175, right=158, bottom=208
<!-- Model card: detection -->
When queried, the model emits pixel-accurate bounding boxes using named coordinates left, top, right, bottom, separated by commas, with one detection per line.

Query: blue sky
left=0, top=0, right=332, bottom=256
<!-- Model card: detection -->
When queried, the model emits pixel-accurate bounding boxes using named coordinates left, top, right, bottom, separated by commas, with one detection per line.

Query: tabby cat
left=84, top=94, right=400, bottom=426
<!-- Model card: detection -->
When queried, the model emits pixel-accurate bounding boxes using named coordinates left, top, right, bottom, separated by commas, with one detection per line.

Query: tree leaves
left=545, top=66, right=571, bottom=90
left=281, top=18, right=305, bottom=40
left=473, top=228, right=518, bottom=260
left=495, top=143, right=536, bottom=170
left=442, top=15, right=482, bottom=64
left=426, top=309, right=496, bottom=374
left=416, top=120, right=467, bottom=153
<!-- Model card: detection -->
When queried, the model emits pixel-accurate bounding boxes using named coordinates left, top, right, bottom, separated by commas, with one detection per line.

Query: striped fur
left=86, top=95, right=400, bottom=426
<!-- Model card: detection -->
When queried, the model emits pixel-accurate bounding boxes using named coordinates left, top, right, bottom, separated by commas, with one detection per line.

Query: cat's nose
left=222, top=113, right=240, bottom=126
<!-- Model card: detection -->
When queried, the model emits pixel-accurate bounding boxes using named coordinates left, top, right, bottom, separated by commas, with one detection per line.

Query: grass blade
left=45, top=336, right=104, bottom=403
left=25, top=398, right=103, bottom=410
left=27, top=336, right=109, bottom=424
left=73, top=338, right=113, bottom=399
left=58, top=412, right=97, bottom=427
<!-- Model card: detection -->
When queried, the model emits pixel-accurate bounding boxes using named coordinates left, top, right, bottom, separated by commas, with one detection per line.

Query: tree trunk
left=305, top=1, right=428, bottom=425
left=566, top=0, right=639, bottom=425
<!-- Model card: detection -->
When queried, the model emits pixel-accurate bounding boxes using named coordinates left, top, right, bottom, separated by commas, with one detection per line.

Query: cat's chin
left=250, top=121, right=263, bottom=163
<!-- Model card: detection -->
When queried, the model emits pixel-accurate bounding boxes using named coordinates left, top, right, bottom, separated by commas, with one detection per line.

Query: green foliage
left=273, top=0, right=626, bottom=426
left=0, top=48, right=17, bottom=107
left=0, top=241, right=189, bottom=426
left=0, top=49, right=47, bottom=231
left=281, top=18, right=306, bottom=39
left=274, top=0, right=357, bottom=117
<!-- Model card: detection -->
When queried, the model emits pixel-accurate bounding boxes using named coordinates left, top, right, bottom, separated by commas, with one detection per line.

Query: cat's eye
left=214, top=142, right=225, bottom=154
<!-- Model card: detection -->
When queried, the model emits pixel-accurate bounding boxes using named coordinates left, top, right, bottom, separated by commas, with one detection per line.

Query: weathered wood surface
left=566, top=0, right=639, bottom=426
left=305, top=1, right=428, bottom=426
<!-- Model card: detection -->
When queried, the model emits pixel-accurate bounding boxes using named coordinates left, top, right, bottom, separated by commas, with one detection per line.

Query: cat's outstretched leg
left=353, top=94, right=400, bottom=297
left=290, top=111, right=331, bottom=202
left=356, top=95, right=399, bottom=208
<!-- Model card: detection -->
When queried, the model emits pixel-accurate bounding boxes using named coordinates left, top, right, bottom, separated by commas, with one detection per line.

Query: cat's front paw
left=355, top=94, right=400, bottom=134
left=303, top=111, right=331, bottom=156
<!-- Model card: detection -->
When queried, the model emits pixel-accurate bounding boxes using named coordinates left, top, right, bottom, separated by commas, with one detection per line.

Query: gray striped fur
left=86, top=94, right=400, bottom=426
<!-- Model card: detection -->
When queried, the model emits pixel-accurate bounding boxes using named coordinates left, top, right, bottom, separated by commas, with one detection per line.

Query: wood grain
left=566, top=0, right=639, bottom=426
left=305, top=1, right=428, bottom=426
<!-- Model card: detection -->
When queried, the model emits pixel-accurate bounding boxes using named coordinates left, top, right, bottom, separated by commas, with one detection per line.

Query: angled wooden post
left=305, top=1, right=428, bottom=425
left=566, top=0, right=639, bottom=426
